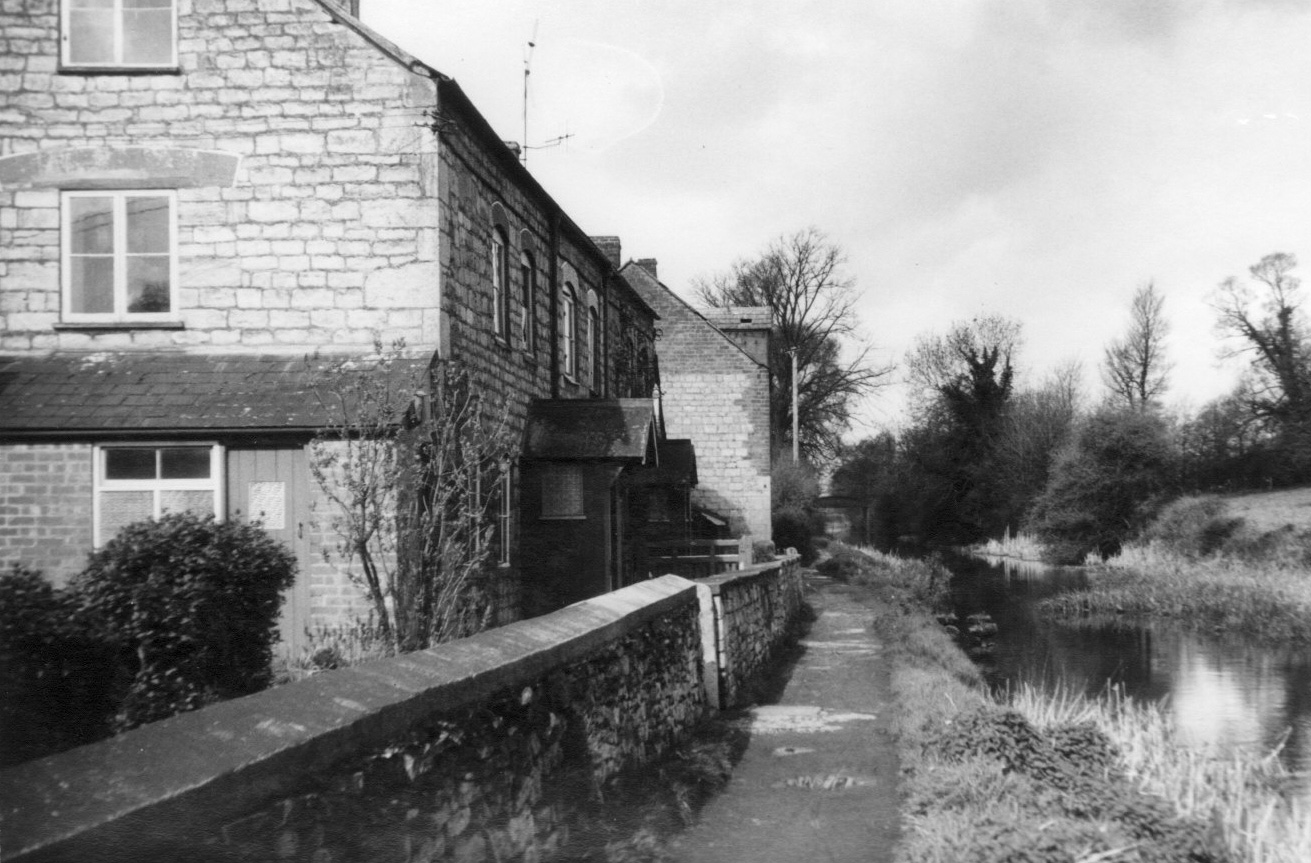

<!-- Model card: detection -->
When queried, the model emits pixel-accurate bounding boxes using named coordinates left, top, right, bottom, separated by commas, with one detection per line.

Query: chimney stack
left=637, top=258, right=658, bottom=279
left=591, top=236, right=622, bottom=268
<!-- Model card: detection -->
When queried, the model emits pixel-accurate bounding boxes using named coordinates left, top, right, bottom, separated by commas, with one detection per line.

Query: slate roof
left=633, top=439, right=697, bottom=486
left=0, top=352, right=431, bottom=435
left=523, top=399, right=658, bottom=462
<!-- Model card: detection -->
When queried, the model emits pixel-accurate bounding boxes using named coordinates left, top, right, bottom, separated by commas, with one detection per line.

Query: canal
left=943, top=553, right=1311, bottom=805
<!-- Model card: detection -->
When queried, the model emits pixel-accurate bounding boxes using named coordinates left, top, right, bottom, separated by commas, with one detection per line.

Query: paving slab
left=670, top=573, right=900, bottom=863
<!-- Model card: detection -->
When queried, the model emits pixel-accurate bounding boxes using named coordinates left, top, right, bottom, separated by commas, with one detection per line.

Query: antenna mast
left=522, top=21, right=538, bottom=163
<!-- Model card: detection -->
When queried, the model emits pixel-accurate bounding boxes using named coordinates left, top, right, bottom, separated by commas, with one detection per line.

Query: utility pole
left=789, top=347, right=799, bottom=463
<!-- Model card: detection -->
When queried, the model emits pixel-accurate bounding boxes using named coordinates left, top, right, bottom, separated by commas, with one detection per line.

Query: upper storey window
left=63, top=0, right=177, bottom=69
left=62, top=190, right=176, bottom=322
left=491, top=226, right=509, bottom=341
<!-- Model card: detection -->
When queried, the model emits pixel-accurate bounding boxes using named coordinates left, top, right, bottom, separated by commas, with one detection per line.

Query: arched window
left=491, top=226, right=509, bottom=340
left=561, top=282, right=577, bottom=377
left=588, top=306, right=601, bottom=392
left=519, top=249, right=535, bottom=351
left=585, top=289, right=602, bottom=393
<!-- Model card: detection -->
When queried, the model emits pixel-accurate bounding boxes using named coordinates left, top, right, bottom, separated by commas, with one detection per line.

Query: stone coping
left=0, top=575, right=699, bottom=862
left=691, top=553, right=800, bottom=595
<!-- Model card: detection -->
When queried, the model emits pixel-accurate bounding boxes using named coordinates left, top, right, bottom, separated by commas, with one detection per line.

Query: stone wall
left=0, top=0, right=443, bottom=354
left=620, top=263, right=772, bottom=540
left=0, top=576, right=707, bottom=863
left=0, top=444, right=93, bottom=582
left=696, top=554, right=803, bottom=709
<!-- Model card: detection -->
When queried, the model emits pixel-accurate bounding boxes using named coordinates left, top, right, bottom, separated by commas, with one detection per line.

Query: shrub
left=1027, top=407, right=1176, bottom=563
left=75, top=512, right=296, bottom=730
left=1141, top=496, right=1245, bottom=559
left=0, top=564, right=116, bottom=765
left=772, top=507, right=818, bottom=564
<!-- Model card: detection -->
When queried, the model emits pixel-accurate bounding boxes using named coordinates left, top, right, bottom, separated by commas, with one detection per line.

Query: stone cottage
left=620, top=260, right=772, bottom=547
left=0, top=0, right=680, bottom=650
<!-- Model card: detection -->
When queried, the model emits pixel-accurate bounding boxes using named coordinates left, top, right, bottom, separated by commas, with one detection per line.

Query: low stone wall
left=0, top=576, right=705, bottom=863
left=694, top=554, right=804, bottom=709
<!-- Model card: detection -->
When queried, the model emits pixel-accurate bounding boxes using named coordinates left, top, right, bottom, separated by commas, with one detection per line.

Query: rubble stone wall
left=698, top=554, right=803, bottom=708
left=0, top=576, right=707, bottom=863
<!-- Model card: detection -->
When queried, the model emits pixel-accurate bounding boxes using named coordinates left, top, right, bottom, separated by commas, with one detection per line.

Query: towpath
left=669, top=571, right=900, bottom=863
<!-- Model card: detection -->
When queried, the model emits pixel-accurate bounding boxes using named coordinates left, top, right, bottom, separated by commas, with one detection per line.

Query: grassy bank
left=1040, top=551, right=1311, bottom=643
left=1038, top=492, right=1311, bottom=642
left=822, top=544, right=1310, bottom=863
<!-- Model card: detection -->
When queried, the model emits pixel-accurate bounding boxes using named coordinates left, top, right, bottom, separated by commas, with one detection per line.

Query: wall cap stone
left=691, top=553, right=801, bottom=595
left=0, top=575, right=699, bottom=862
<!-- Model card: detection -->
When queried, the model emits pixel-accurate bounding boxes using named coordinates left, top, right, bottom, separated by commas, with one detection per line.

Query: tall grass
left=972, top=529, right=1049, bottom=562
left=1043, top=549, right=1311, bottom=643
left=1012, top=682, right=1311, bottom=863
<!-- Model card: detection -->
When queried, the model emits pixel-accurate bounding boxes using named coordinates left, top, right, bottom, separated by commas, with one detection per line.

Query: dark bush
left=1028, top=408, right=1176, bottom=563
left=1141, top=496, right=1245, bottom=559
left=772, top=507, right=818, bottom=565
left=0, top=564, right=116, bottom=765
left=75, top=512, right=296, bottom=730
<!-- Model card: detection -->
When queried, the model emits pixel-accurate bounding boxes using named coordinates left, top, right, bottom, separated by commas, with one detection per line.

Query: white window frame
left=92, top=443, right=224, bottom=547
left=61, top=0, right=179, bottom=69
left=496, top=466, right=512, bottom=567
left=491, top=226, right=509, bottom=341
left=519, top=249, right=535, bottom=352
left=561, top=282, right=577, bottom=379
left=61, top=190, right=179, bottom=323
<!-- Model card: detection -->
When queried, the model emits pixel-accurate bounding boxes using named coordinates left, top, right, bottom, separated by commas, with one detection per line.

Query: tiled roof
left=523, top=399, right=658, bottom=462
left=0, top=352, right=431, bottom=434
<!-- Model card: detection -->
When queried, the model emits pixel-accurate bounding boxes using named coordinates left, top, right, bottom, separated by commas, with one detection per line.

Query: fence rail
left=646, top=538, right=742, bottom=578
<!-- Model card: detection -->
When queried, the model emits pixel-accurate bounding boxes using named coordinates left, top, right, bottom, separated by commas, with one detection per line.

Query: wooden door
left=226, top=447, right=313, bottom=656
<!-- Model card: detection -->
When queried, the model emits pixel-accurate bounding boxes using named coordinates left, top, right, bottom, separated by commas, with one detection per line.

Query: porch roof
left=523, top=399, right=659, bottom=463
left=0, top=352, right=429, bottom=436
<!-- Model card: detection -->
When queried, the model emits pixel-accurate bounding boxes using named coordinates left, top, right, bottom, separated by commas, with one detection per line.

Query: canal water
left=943, top=553, right=1311, bottom=804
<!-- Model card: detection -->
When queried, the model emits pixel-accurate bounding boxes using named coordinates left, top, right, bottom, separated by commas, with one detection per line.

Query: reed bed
left=1011, top=682, right=1311, bottom=863
left=971, top=529, right=1049, bottom=562
left=1041, top=549, right=1311, bottom=643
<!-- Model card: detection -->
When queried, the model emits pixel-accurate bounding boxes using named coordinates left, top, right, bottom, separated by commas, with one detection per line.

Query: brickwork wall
left=0, top=577, right=707, bottom=863
left=622, top=265, right=771, bottom=539
left=0, top=444, right=93, bottom=583
left=0, top=0, right=443, bottom=354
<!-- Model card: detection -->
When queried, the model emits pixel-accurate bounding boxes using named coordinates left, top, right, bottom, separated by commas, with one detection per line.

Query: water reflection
left=945, top=554, right=1311, bottom=804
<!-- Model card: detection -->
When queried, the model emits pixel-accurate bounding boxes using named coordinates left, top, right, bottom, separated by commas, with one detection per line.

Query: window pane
left=68, top=7, right=115, bottom=64
left=541, top=465, right=584, bottom=518
left=105, top=448, right=157, bottom=479
left=127, top=255, right=171, bottom=313
left=126, top=196, right=169, bottom=253
left=70, top=257, right=114, bottom=314
left=160, top=447, right=210, bottom=479
left=122, top=6, right=173, bottom=65
left=100, top=491, right=153, bottom=543
left=161, top=489, right=215, bottom=516
left=70, top=197, right=114, bottom=254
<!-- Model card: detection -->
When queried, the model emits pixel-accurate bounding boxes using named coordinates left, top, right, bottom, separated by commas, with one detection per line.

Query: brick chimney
left=591, top=236, right=621, bottom=268
left=636, top=258, right=658, bottom=279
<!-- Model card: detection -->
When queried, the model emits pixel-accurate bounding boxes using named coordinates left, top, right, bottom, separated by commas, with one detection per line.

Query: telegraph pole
left=789, top=347, right=799, bottom=463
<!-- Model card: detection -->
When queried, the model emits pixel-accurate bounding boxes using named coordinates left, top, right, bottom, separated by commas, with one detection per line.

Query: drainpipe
left=548, top=210, right=561, bottom=398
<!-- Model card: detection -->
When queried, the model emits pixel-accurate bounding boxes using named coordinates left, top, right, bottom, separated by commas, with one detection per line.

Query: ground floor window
left=492, top=466, right=513, bottom=566
left=94, top=444, right=222, bottom=545
left=539, top=463, right=584, bottom=519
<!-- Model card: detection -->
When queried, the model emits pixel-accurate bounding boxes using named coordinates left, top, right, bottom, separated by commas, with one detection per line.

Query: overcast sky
left=365, top=0, right=1311, bottom=434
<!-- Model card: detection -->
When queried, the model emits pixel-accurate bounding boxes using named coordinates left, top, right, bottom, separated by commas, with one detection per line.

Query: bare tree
left=1103, top=282, right=1170, bottom=411
left=308, top=342, right=510, bottom=654
left=1213, top=253, right=1311, bottom=425
left=693, top=227, right=894, bottom=462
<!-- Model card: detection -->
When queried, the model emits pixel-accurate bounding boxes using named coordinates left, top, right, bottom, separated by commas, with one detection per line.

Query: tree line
left=829, top=251, right=1311, bottom=561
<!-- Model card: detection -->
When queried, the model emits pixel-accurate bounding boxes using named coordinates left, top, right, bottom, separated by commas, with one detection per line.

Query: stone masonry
left=1, top=0, right=444, bottom=355
left=620, top=261, right=772, bottom=541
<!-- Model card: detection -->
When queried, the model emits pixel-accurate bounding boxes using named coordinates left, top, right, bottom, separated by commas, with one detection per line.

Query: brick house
left=0, top=0, right=677, bottom=648
left=619, top=260, right=773, bottom=546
